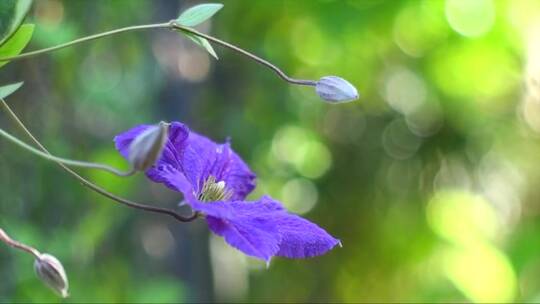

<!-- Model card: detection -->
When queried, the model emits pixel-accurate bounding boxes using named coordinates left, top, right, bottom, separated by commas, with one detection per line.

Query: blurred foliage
left=1, top=0, right=540, bottom=302
left=0, top=0, right=32, bottom=46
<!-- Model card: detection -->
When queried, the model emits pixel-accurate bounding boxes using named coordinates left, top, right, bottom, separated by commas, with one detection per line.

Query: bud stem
left=0, top=228, right=41, bottom=258
left=0, top=127, right=136, bottom=177
left=0, top=99, right=198, bottom=223
left=0, top=21, right=317, bottom=87
left=170, top=21, right=317, bottom=87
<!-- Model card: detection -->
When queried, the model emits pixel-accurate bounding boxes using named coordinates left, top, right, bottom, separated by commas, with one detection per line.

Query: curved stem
left=171, top=22, right=317, bottom=86
left=0, top=99, right=198, bottom=223
left=0, top=21, right=317, bottom=87
left=0, top=228, right=41, bottom=258
left=0, top=128, right=135, bottom=177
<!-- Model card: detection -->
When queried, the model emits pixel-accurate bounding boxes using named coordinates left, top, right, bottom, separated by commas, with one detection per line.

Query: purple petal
left=193, top=200, right=281, bottom=261
left=182, top=134, right=256, bottom=200
left=260, top=196, right=340, bottom=259
left=148, top=122, right=190, bottom=172
left=114, top=122, right=189, bottom=168
left=145, top=122, right=189, bottom=185
left=219, top=143, right=257, bottom=201
left=114, top=124, right=152, bottom=159
left=274, top=213, right=340, bottom=258
left=115, top=123, right=196, bottom=200
left=147, top=165, right=197, bottom=203
left=206, top=216, right=280, bottom=262
left=193, top=196, right=338, bottom=260
left=190, top=196, right=283, bottom=218
left=114, top=121, right=256, bottom=201
left=179, top=132, right=218, bottom=193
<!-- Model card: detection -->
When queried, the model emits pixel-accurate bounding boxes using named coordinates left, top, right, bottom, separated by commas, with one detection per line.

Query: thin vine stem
left=0, top=23, right=171, bottom=62
left=0, top=99, right=198, bottom=223
left=0, top=21, right=317, bottom=86
left=0, top=228, right=41, bottom=258
left=170, top=21, right=317, bottom=86
left=0, top=128, right=135, bottom=176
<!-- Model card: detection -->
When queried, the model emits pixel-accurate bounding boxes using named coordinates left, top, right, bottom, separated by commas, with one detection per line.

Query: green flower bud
left=315, top=76, right=359, bottom=103
left=128, top=121, right=169, bottom=171
left=34, top=253, right=69, bottom=298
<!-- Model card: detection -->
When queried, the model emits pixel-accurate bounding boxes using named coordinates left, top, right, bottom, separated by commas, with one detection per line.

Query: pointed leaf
left=0, top=82, right=23, bottom=99
left=176, top=3, right=223, bottom=27
left=0, top=1, right=17, bottom=40
left=0, top=23, right=34, bottom=68
left=182, top=32, right=218, bottom=60
left=0, top=0, right=33, bottom=46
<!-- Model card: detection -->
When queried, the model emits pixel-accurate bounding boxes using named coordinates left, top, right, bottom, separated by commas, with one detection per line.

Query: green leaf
left=182, top=32, right=218, bottom=60
left=0, top=1, right=17, bottom=40
left=0, top=82, right=23, bottom=99
left=176, top=3, right=223, bottom=27
left=0, top=0, right=33, bottom=46
left=0, top=23, right=34, bottom=68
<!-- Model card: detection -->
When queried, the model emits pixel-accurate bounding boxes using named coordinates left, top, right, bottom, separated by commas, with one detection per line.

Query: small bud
left=128, top=122, right=169, bottom=171
left=315, top=76, right=359, bottom=103
left=34, top=253, right=69, bottom=298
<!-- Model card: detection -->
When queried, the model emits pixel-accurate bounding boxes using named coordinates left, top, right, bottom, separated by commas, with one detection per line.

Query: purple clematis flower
left=114, top=121, right=340, bottom=262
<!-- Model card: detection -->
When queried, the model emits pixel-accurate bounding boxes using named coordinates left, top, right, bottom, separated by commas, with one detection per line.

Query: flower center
left=198, top=175, right=233, bottom=202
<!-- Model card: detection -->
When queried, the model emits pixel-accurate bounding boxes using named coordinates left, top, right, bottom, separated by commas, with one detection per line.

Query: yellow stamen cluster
left=198, top=175, right=233, bottom=202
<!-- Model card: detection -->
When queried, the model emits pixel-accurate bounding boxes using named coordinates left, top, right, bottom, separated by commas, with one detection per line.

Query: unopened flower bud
left=128, top=121, right=169, bottom=171
left=315, top=76, right=359, bottom=103
left=34, top=253, right=69, bottom=298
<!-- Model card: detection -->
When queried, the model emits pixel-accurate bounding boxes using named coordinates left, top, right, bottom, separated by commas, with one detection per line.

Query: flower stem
left=0, top=127, right=135, bottom=176
left=0, top=23, right=171, bottom=62
left=0, top=99, right=198, bottom=223
left=169, top=21, right=317, bottom=86
left=0, top=21, right=317, bottom=87
left=0, top=228, right=41, bottom=258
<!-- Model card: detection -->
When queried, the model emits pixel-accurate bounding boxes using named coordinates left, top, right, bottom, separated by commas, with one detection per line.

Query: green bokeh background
left=1, top=0, right=540, bottom=302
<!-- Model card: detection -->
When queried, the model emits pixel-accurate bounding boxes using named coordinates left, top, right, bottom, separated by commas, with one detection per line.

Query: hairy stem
left=0, top=228, right=41, bottom=258
left=0, top=99, right=198, bottom=223
left=0, top=128, right=135, bottom=176
left=0, top=21, right=317, bottom=86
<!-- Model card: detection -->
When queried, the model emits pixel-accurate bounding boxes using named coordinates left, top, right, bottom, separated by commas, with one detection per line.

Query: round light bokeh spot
left=272, top=125, right=332, bottom=179
left=393, top=1, right=448, bottom=57
left=141, top=223, right=175, bottom=259
left=272, top=125, right=310, bottom=166
left=80, top=52, right=123, bottom=94
left=177, top=50, right=211, bottom=83
left=382, top=119, right=422, bottom=160
left=433, top=157, right=472, bottom=191
left=405, top=100, right=444, bottom=137
left=442, top=244, right=517, bottom=303
left=290, top=18, right=328, bottom=66
left=281, top=178, right=318, bottom=215
left=426, top=190, right=499, bottom=245
left=384, top=67, right=427, bottom=115
left=294, top=140, right=332, bottom=179
left=445, top=0, right=495, bottom=37
left=35, top=0, right=65, bottom=27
